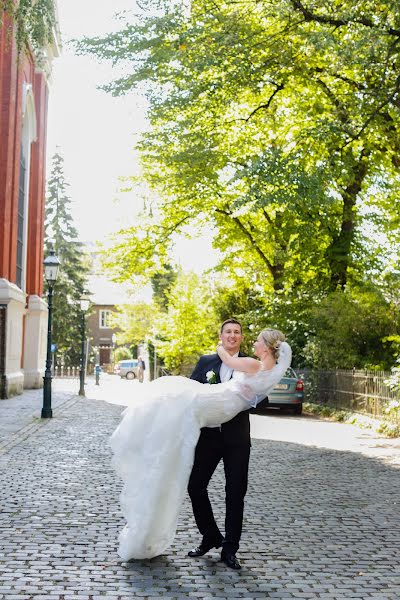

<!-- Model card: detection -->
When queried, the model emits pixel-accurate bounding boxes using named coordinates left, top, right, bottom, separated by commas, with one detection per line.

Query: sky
left=47, top=0, right=217, bottom=272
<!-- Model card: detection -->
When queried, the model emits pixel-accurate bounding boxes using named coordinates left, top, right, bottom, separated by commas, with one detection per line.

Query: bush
left=302, top=289, right=397, bottom=370
left=114, top=347, right=132, bottom=362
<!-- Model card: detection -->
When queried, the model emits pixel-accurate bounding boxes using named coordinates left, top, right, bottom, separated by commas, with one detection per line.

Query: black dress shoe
left=188, top=540, right=222, bottom=557
left=221, top=552, right=241, bottom=570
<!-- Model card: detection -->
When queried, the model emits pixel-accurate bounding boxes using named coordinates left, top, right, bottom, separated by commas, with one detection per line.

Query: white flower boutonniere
left=206, top=370, right=218, bottom=384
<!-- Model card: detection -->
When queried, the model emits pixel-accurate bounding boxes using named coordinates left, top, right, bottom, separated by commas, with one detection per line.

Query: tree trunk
left=326, top=149, right=369, bottom=290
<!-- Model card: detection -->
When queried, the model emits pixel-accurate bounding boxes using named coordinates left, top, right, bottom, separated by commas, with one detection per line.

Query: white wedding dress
left=110, top=342, right=292, bottom=560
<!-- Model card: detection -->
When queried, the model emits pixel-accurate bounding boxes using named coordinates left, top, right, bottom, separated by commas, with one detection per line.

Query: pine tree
left=44, top=151, right=90, bottom=366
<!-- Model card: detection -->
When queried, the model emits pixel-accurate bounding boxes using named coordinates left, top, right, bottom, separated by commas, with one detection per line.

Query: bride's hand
left=216, top=342, right=224, bottom=357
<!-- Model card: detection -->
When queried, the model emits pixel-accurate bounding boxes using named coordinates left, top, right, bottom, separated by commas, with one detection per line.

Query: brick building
left=0, top=12, right=61, bottom=397
left=87, top=302, right=117, bottom=368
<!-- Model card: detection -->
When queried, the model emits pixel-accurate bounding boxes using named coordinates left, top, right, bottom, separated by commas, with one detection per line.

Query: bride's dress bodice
left=191, top=345, right=292, bottom=427
left=111, top=342, right=292, bottom=560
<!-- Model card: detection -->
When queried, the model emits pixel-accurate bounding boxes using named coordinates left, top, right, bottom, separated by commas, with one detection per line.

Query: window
left=99, top=310, right=111, bottom=329
left=16, top=83, right=37, bottom=291
left=16, top=151, right=26, bottom=289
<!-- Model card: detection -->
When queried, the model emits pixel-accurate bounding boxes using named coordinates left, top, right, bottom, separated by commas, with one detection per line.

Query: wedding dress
left=110, top=342, right=292, bottom=560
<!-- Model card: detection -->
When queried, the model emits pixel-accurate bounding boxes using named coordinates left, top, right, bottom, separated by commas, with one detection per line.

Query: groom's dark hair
left=220, top=318, right=243, bottom=334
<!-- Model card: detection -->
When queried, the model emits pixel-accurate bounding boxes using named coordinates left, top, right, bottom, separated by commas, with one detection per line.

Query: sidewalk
left=0, top=380, right=399, bottom=599
left=0, top=380, right=79, bottom=454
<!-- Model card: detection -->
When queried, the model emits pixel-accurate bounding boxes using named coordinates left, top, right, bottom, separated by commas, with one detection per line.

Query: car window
left=119, top=360, right=138, bottom=369
left=284, top=367, right=297, bottom=378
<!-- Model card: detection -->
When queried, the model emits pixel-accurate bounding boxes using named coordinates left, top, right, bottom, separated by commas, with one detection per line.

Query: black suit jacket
left=190, top=353, right=250, bottom=446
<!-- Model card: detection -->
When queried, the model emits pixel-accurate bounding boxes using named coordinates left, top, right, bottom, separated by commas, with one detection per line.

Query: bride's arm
left=216, top=344, right=260, bottom=375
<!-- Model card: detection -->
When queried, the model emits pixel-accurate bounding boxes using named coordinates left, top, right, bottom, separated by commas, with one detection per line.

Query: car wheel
left=126, top=371, right=136, bottom=380
left=292, top=404, right=303, bottom=415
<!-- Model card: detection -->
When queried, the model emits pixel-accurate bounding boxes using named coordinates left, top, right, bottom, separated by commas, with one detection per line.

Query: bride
left=110, top=328, right=292, bottom=560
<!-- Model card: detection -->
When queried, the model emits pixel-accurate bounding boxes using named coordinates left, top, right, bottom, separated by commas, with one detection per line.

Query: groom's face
left=219, top=323, right=243, bottom=355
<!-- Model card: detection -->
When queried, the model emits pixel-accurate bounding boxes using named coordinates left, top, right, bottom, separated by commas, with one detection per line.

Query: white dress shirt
left=219, top=352, right=239, bottom=382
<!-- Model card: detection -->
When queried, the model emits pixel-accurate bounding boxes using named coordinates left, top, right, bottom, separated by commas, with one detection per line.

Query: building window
left=16, top=83, right=37, bottom=291
left=16, top=151, right=26, bottom=289
left=99, top=310, right=111, bottom=329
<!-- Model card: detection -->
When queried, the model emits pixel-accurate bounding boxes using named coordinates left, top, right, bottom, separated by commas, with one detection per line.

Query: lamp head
left=43, top=248, right=60, bottom=285
left=79, top=293, right=91, bottom=312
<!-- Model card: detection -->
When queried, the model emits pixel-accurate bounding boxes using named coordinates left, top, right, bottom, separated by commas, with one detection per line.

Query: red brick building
left=0, top=13, right=60, bottom=397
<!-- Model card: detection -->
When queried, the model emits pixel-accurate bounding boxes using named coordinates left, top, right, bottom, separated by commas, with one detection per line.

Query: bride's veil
left=278, top=341, right=292, bottom=372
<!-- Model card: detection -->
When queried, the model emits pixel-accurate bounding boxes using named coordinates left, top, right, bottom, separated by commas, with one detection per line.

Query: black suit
left=188, top=352, right=250, bottom=554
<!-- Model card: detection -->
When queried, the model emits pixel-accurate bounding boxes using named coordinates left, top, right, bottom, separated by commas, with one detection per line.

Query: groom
left=187, top=318, right=250, bottom=570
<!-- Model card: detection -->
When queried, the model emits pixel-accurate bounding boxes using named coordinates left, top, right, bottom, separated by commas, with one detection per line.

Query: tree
left=114, top=346, right=133, bottom=362
left=151, top=263, right=178, bottom=311
left=156, top=271, right=220, bottom=374
left=110, top=301, right=161, bottom=349
left=78, top=0, right=400, bottom=293
left=302, top=287, right=397, bottom=370
left=44, top=151, right=90, bottom=366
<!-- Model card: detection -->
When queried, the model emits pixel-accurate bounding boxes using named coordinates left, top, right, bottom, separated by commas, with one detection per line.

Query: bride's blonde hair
left=260, top=329, right=286, bottom=360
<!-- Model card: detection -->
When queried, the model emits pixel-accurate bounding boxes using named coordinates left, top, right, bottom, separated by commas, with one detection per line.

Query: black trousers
left=188, top=430, right=251, bottom=554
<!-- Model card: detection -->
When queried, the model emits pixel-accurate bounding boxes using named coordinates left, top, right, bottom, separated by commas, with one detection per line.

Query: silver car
left=115, top=359, right=139, bottom=380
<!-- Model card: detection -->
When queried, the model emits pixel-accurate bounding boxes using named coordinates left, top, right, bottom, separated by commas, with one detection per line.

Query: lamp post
left=111, top=332, right=116, bottom=371
left=42, top=248, right=60, bottom=418
left=78, top=294, right=90, bottom=396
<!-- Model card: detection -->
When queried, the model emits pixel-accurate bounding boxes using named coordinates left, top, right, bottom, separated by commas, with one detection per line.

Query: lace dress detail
left=110, top=342, right=292, bottom=560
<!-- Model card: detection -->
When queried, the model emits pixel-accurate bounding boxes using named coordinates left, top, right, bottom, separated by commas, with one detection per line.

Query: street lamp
left=42, top=248, right=61, bottom=418
left=78, top=293, right=91, bottom=396
left=111, top=332, right=117, bottom=370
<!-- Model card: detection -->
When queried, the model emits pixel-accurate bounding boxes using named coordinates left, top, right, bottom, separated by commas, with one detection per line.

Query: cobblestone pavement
left=0, top=381, right=399, bottom=599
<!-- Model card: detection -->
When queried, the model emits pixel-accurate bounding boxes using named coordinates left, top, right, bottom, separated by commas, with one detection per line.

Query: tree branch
left=290, top=0, right=400, bottom=37
left=215, top=207, right=276, bottom=276
left=315, top=77, right=352, bottom=129
left=226, top=83, right=284, bottom=124
left=339, top=75, right=400, bottom=150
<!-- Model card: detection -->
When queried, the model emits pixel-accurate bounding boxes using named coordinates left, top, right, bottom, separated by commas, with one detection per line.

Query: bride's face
left=253, top=334, right=269, bottom=358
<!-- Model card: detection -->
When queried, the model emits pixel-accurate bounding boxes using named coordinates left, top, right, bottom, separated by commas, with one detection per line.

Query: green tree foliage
left=77, top=1, right=400, bottom=369
left=110, top=301, right=161, bottom=348
left=1, top=0, right=56, bottom=53
left=79, top=0, right=400, bottom=294
left=110, top=273, right=219, bottom=374
left=151, top=263, right=178, bottom=311
left=302, top=288, right=397, bottom=370
left=44, top=152, right=90, bottom=366
left=156, top=271, right=220, bottom=374
left=114, top=346, right=133, bottom=362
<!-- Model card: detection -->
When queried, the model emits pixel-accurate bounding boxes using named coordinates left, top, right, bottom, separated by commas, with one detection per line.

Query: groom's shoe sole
left=188, top=542, right=222, bottom=557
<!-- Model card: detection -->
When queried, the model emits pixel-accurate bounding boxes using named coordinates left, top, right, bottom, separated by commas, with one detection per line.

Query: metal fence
left=300, top=368, right=399, bottom=421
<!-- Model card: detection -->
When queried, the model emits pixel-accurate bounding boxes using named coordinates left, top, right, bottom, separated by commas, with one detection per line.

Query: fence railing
left=300, top=368, right=399, bottom=421
left=155, top=366, right=170, bottom=378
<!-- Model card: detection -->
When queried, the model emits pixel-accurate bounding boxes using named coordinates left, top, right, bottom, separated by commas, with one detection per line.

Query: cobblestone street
left=0, top=377, right=399, bottom=599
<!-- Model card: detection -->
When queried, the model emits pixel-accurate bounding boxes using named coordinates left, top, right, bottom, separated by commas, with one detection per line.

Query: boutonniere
left=206, top=370, right=218, bottom=384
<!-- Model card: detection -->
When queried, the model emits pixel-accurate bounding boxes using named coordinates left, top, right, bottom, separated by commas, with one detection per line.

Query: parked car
left=115, top=359, right=139, bottom=380
left=254, top=367, right=304, bottom=415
